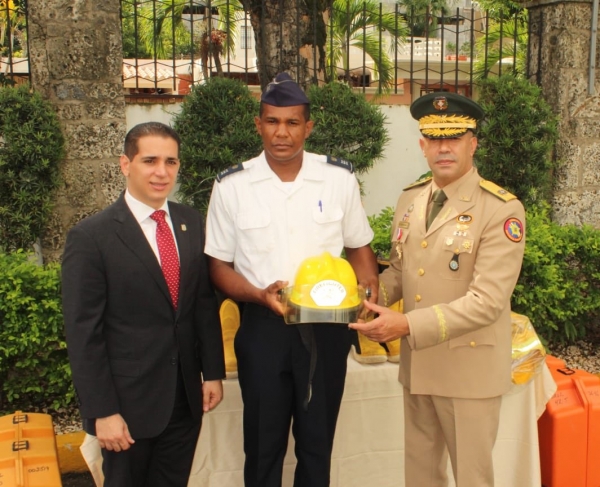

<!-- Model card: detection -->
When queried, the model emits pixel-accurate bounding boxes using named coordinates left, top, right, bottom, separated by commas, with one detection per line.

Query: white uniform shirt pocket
left=311, top=206, right=344, bottom=251
left=236, top=211, right=275, bottom=254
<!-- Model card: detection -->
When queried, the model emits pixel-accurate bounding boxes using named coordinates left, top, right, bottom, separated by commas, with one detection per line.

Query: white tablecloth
left=188, top=357, right=556, bottom=487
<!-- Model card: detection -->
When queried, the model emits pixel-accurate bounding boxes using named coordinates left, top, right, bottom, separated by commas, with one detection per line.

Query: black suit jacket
left=62, top=193, right=225, bottom=438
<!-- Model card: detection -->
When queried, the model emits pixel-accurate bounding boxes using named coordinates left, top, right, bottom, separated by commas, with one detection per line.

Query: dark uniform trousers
left=236, top=303, right=352, bottom=487
left=100, top=365, right=202, bottom=487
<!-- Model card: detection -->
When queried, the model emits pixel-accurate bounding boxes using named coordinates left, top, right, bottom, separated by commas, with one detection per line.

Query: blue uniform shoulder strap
left=216, top=163, right=244, bottom=182
left=326, top=155, right=354, bottom=173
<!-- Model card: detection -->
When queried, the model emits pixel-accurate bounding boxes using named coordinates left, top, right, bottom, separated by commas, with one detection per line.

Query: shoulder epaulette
left=480, top=179, right=517, bottom=202
left=326, top=155, right=354, bottom=173
left=216, top=163, right=244, bottom=182
left=403, top=175, right=433, bottom=190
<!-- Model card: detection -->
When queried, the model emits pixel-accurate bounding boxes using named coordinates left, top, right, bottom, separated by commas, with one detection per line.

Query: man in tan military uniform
left=350, top=92, right=526, bottom=486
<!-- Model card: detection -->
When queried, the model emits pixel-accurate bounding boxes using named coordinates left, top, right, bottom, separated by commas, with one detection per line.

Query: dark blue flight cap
left=261, top=72, right=310, bottom=107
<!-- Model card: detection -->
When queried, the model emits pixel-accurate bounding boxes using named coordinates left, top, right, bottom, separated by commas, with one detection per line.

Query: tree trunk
left=28, top=0, right=127, bottom=262
left=213, top=51, right=224, bottom=76
left=240, top=0, right=333, bottom=90
left=201, top=33, right=210, bottom=80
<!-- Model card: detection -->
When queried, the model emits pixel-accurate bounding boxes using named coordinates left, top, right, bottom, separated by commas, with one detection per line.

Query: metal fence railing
left=1, top=1, right=538, bottom=99
left=0, top=0, right=29, bottom=86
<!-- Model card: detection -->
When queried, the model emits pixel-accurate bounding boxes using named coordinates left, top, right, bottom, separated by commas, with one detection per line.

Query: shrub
left=512, top=205, right=600, bottom=342
left=0, top=84, right=65, bottom=252
left=0, top=251, right=74, bottom=414
left=476, top=75, right=559, bottom=209
left=306, top=82, right=388, bottom=175
left=173, top=77, right=262, bottom=214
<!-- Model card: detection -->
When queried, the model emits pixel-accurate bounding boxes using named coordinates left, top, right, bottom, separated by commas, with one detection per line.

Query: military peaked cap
left=410, top=92, right=484, bottom=139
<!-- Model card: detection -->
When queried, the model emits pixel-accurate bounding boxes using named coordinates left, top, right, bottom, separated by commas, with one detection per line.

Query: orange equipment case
left=538, top=355, right=600, bottom=487
left=0, top=411, right=62, bottom=486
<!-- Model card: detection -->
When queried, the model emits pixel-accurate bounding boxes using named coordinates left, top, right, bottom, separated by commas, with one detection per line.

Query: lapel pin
left=181, top=224, right=187, bottom=232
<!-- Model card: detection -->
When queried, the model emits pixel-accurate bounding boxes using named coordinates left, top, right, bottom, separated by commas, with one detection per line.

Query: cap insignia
left=433, top=96, right=448, bottom=111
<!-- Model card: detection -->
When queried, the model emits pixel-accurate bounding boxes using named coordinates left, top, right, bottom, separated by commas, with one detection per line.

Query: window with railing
left=241, top=25, right=252, bottom=50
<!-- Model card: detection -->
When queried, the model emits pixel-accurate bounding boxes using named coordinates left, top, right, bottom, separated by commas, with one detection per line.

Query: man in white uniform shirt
left=205, top=73, right=379, bottom=487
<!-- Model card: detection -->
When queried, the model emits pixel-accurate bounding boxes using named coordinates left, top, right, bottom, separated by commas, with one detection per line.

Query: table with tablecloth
left=188, top=356, right=556, bottom=487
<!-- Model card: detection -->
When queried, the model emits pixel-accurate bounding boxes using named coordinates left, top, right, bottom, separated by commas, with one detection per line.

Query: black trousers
left=101, top=367, right=202, bottom=487
left=235, top=303, right=352, bottom=487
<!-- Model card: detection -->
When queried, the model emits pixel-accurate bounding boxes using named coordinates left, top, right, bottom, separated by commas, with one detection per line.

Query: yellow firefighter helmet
left=282, top=252, right=365, bottom=324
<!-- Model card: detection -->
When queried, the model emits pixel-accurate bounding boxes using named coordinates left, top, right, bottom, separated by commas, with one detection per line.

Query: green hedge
left=174, top=77, right=262, bottom=215
left=512, top=205, right=600, bottom=342
left=368, top=206, right=394, bottom=260
left=306, top=82, right=388, bottom=175
left=476, top=75, right=559, bottom=209
left=0, top=251, right=73, bottom=414
left=0, top=84, right=65, bottom=253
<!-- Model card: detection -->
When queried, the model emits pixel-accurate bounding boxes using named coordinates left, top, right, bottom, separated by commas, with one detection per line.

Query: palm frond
left=328, top=0, right=407, bottom=90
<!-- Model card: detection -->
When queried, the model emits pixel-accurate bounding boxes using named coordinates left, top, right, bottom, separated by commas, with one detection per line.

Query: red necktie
left=150, top=210, right=180, bottom=309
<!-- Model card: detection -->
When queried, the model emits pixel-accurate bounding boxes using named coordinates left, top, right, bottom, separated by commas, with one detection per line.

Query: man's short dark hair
left=123, top=122, right=181, bottom=159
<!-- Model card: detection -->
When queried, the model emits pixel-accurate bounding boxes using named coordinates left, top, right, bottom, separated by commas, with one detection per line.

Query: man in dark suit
left=62, top=122, right=225, bottom=487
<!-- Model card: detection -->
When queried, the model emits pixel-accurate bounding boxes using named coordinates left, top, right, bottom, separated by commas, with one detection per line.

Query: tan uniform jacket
left=379, top=168, right=525, bottom=398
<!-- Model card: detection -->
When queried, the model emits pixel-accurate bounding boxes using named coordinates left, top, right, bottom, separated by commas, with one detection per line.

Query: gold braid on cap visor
left=419, top=114, right=477, bottom=138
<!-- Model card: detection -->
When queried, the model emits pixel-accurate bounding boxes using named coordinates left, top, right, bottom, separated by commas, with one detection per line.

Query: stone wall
left=28, top=0, right=127, bottom=262
left=527, top=0, right=600, bottom=227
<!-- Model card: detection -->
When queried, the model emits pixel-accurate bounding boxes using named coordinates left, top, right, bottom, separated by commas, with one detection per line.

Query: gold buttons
left=470, top=341, right=476, bottom=348
left=415, top=295, right=422, bottom=302
left=418, top=268, right=425, bottom=276
left=421, top=240, right=428, bottom=248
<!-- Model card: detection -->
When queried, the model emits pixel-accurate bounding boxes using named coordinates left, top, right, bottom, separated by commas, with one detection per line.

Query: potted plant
left=445, top=41, right=467, bottom=61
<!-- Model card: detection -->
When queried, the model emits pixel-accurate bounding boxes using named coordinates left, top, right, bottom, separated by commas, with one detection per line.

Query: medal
left=449, top=253, right=459, bottom=271
left=457, top=214, right=473, bottom=224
